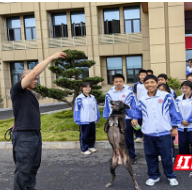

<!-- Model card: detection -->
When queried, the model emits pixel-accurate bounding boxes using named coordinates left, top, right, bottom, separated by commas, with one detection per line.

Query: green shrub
left=0, top=95, right=3, bottom=108
left=167, top=76, right=181, bottom=91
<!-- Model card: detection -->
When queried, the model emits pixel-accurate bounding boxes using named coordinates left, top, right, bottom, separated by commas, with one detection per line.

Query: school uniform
left=110, top=84, right=132, bottom=91
left=127, top=90, right=182, bottom=179
left=170, top=87, right=177, bottom=100
left=103, top=85, right=138, bottom=159
left=132, top=81, right=148, bottom=138
left=74, top=93, right=101, bottom=152
left=186, top=66, right=192, bottom=76
left=175, top=94, right=192, bottom=154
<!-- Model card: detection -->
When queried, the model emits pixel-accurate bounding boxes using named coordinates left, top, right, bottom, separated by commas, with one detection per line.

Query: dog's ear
left=124, top=103, right=130, bottom=109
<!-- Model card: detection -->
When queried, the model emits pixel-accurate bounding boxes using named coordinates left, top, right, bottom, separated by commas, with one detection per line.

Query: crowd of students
left=74, top=66, right=192, bottom=187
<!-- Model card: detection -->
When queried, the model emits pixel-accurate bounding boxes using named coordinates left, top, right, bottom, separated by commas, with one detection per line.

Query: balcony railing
left=99, top=33, right=142, bottom=44
left=2, top=40, right=37, bottom=51
left=49, top=36, right=87, bottom=48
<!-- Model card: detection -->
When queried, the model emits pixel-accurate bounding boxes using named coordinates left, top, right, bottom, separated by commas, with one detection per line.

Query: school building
left=0, top=2, right=191, bottom=108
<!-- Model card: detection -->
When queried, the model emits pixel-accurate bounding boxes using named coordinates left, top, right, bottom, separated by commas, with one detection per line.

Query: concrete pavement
left=0, top=148, right=191, bottom=190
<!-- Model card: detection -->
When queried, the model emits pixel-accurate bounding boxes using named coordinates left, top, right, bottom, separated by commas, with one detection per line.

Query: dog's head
left=110, top=100, right=130, bottom=112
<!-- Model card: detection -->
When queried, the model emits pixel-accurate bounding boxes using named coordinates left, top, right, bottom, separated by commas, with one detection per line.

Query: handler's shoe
left=81, top=150, right=91, bottom=155
left=146, top=178, right=160, bottom=186
left=158, top=156, right=161, bottom=161
left=168, top=178, right=178, bottom=186
left=89, top=148, right=97, bottom=153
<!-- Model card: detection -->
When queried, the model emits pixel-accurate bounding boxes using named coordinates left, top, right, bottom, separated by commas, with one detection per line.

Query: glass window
left=24, top=15, right=36, bottom=40
left=104, top=8, right=120, bottom=34
left=71, top=11, right=86, bottom=36
left=10, top=62, right=24, bottom=86
left=126, top=56, right=142, bottom=83
left=186, top=50, right=192, bottom=67
left=185, top=11, right=192, bottom=36
left=7, top=17, right=21, bottom=41
left=27, top=61, right=40, bottom=84
left=124, top=6, right=140, bottom=34
left=52, top=13, right=68, bottom=38
left=107, top=57, right=122, bottom=84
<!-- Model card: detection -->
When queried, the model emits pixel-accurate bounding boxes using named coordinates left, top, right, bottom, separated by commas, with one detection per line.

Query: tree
left=0, top=95, right=3, bottom=108
left=34, top=49, right=105, bottom=111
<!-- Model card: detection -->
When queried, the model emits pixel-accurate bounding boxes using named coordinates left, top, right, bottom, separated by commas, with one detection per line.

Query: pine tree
left=34, top=49, right=105, bottom=111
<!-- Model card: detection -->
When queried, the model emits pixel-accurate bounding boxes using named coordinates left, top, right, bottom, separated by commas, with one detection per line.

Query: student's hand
left=132, top=119, right=138, bottom=127
left=9, top=124, right=15, bottom=132
left=171, top=128, right=178, bottom=137
left=182, top=120, right=189, bottom=126
left=50, top=52, right=67, bottom=61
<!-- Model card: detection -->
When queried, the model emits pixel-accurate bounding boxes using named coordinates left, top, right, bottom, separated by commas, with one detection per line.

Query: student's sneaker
left=168, top=178, right=178, bottom=186
left=146, top=178, right=160, bottom=186
left=89, top=148, right=97, bottom=153
left=81, top=150, right=91, bottom=155
left=158, top=156, right=161, bottom=161
left=135, top=138, right=143, bottom=143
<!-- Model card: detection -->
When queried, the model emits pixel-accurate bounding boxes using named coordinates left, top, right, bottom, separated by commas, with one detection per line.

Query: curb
left=0, top=141, right=178, bottom=150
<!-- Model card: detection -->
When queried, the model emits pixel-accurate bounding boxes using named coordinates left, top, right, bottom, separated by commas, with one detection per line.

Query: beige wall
left=0, top=2, right=187, bottom=108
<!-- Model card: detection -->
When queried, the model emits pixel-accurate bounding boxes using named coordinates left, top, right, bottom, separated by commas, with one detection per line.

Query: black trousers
left=12, top=130, right=42, bottom=190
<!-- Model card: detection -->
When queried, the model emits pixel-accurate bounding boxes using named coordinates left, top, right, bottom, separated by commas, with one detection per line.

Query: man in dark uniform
left=10, top=52, right=67, bottom=190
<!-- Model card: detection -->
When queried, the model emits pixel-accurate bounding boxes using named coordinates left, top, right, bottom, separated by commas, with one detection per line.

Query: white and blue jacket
left=186, top=66, right=192, bottom=76
left=170, top=87, right=177, bottom=99
left=175, top=94, right=192, bottom=132
left=103, top=85, right=137, bottom=119
left=74, top=93, right=100, bottom=125
left=127, top=90, right=182, bottom=136
left=132, top=81, right=148, bottom=101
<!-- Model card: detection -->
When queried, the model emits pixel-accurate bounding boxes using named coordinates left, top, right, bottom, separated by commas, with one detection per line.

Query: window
left=24, top=15, right=36, bottom=40
left=124, top=6, right=140, bottom=33
left=104, top=8, right=120, bottom=34
left=52, top=13, right=68, bottom=38
left=126, top=56, right=142, bottom=83
left=185, top=11, right=192, bottom=36
left=7, top=16, right=21, bottom=41
left=27, top=61, right=40, bottom=84
left=10, top=62, right=24, bottom=86
left=71, top=11, right=86, bottom=36
left=107, top=57, right=122, bottom=84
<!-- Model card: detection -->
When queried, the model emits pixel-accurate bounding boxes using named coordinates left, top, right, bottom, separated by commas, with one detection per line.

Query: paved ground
left=0, top=104, right=70, bottom=120
left=0, top=148, right=191, bottom=190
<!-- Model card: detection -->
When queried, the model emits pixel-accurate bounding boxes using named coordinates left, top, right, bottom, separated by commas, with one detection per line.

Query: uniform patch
left=158, top=99, right=163, bottom=104
left=122, top=95, right=126, bottom=98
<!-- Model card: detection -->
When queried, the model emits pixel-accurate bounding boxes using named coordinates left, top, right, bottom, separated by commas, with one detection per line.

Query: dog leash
left=4, top=128, right=13, bottom=141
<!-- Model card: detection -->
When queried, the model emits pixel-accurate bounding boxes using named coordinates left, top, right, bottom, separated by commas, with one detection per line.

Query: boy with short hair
left=103, top=74, right=138, bottom=164
left=146, top=69, right=153, bottom=76
left=187, top=73, right=192, bottom=82
left=157, top=74, right=177, bottom=99
left=132, top=69, right=148, bottom=142
left=127, top=75, right=182, bottom=186
left=186, top=59, right=192, bottom=76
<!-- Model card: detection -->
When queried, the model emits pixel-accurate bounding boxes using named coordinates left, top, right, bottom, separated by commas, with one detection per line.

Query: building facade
left=0, top=2, right=191, bottom=108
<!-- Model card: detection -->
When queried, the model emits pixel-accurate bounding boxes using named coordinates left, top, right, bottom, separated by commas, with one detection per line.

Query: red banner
left=186, top=36, right=192, bottom=49
left=174, top=155, right=192, bottom=170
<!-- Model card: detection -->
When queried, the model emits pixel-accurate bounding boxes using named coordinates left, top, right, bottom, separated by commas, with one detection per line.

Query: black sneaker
left=131, top=156, right=137, bottom=164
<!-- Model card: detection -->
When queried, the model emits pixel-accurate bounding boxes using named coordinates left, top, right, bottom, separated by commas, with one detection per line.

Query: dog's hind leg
left=105, top=152, right=118, bottom=188
left=122, top=155, right=141, bottom=190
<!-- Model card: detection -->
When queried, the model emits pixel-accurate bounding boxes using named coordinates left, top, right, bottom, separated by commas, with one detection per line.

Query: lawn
left=0, top=108, right=108, bottom=142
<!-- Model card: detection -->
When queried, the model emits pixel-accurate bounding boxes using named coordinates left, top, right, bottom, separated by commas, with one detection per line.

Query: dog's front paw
left=105, top=183, right=112, bottom=188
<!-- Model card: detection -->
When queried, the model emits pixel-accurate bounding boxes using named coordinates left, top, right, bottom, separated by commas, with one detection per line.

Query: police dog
left=104, top=100, right=141, bottom=190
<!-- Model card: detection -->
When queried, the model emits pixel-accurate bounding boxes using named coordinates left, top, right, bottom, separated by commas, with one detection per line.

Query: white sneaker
left=158, top=156, right=161, bottom=161
left=135, top=138, right=143, bottom=143
left=81, top=150, right=91, bottom=155
left=168, top=178, right=178, bottom=186
left=89, top=148, right=97, bottom=153
left=146, top=178, right=160, bottom=186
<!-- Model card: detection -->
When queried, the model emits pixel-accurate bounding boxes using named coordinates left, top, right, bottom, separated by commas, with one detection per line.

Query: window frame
left=23, top=15, right=36, bottom=40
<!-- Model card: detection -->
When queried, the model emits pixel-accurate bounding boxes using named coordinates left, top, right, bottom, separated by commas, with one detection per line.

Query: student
left=103, top=74, right=138, bottom=164
left=157, top=84, right=175, bottom=161
left=157, top=74, right=177, bottom=99
left=132, top=69, right=148, bottom=142
left=187, top=73, right=192, bottom=82
left=186, top=59, right=192, bottom=76
left=127, top=75, right=182, bottom=186
left=74, top=82, right=100, bottom=155
left=175, top=81, right=192, bottom=154
left=10, top=52, right=67, bottom=190
left=146, top=69, right=153, bottom=76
